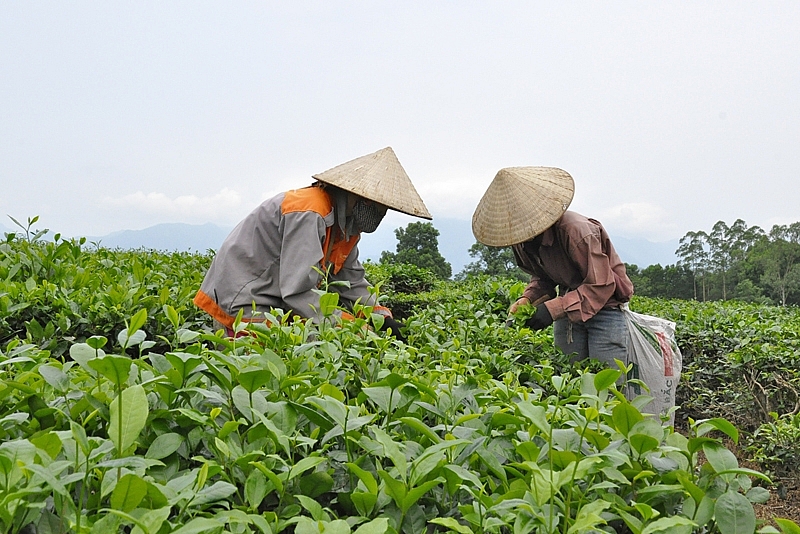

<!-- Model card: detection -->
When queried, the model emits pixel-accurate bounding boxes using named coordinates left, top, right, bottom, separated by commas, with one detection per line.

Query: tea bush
left=1, top=231, right=799, bottom=533
left=0, top=232, right=210, bottom=356
left=630, top=297, right=800, bottom=479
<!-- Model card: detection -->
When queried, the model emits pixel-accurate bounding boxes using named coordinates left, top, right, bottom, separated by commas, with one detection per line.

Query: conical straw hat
left=472, top=167, right=574, bottom=246
left=313, top=147, right=432, bottom=219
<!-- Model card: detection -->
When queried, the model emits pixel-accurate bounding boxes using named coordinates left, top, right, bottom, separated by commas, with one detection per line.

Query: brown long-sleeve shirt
left=512, top=211, right=634, bottom=323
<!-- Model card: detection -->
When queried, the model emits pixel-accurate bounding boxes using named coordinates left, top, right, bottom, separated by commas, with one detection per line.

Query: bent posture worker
left=471, top=166, right=634, bottom=366
left=194, top=147, right=432, bottom=341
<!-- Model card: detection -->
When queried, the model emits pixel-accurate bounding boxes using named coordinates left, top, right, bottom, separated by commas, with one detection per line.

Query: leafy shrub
left=1, top=227, right=799, bottom=532
left=0, top=303, right=786, bottom=533
left=747, top=413, right=800, bottom=478
left=364, top=261, right=439, bottom=294
left=0, top=231, right=210, bottom=356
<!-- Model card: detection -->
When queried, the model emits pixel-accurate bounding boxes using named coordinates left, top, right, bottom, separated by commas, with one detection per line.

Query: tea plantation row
left=1, top=232, right=799, bottom=533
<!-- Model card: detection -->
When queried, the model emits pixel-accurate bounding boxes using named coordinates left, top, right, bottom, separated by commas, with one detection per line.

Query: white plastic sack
left=623, top=304, right=682, bottom=425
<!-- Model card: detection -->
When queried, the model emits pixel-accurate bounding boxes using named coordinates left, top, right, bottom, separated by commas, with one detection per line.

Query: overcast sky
left=1, top=2, right=798, bottom=244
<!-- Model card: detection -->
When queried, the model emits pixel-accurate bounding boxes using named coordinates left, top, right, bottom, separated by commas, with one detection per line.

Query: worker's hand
left=525, top=304, right=553, bottom=331
left=378, top=316, right=407, bottom=343
left=509, top=297, right=530, bottom=314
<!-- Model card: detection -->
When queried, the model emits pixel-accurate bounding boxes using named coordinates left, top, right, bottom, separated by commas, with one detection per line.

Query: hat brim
left=313, top=147, right=432, bottom=219
left=472, top=167, right=574, bottom=246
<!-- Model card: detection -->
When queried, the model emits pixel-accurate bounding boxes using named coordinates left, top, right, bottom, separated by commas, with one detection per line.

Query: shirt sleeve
left=544, top=232, right=618, bottom=323
left=513, top=244, right=558, bottom=304
left=278, top=210, right=328, bottom=320
left=522, top=278, right=557, bottom=304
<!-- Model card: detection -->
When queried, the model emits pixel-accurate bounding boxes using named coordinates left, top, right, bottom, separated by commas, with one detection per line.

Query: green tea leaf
left=288, top=456, right=326, bottom=480
left=145, top=433, right=183, bottom=460
left=250, top=462, right=284, bottom=494
left=745, top=486, right=770, bottom=504
left=612, top=402, right=643, bottom=437
left=351, top=490, right=378, bottom=517
left=164, top=352, right=203, bottom=380
left=516, top=401, right=551, bottom=435
left=353, top=517, right=390, bottom=534
left=378, top=470, right=407, bottom=506
left=362, top=385, right=398, bottom=414
left=703, top=443, right=739, bottom=473
left=640, top=516, right=696, bottom=534
left=629, top=434, right=660, bottom=455
left=38, top=364, right=70, bottom=392
left=567, top=499, right=610, bottom=534
left=695, top=417, right=739, bottom=444
left=192, top=481, right=237, bottom=506
left=402, top=478, right=442, bottom=513
left=347, top=462, right=378, bottom=494
left=299, top=471, right=334, bottom=498
left=128, top=309, right=148, bottom=336
left=594, top=368, right=622, bottom=391
left=239, top=368, right=273, bottom=394
left=245, top=469, right=268, bottom=509
left=30, top=431, right=63, bottom=460
left=86, top=336, right=108, bottom=350
left=109, top=384, right=149, bottom=452
left=714, top=490, right=755, bottom=534
left=25, top=463, right=67, bottom=496
left=319, top=292, right=339, bottom=316
left=89, top=355, right=133, bottom=387
left=110, top=473, right=148, bottom=512
left=429, top=517, right=472, bottom=534
left=170, top=517, right=223, bottom=534
left=131, top=507, right=171, bottom=534
left=775, top=518, right=800, bottom=534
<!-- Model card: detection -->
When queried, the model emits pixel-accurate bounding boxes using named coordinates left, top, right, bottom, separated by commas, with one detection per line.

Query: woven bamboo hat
left=472, top=167, right=574, bottom=246
left=313, top=147, right=432, bottom=219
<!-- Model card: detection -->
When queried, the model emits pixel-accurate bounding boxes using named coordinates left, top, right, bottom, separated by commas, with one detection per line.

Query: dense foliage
left=631, top=297, right=800, bottom=479
left=455, top=244, right=527, bottom=283
left=379, top=223, right=452, bottom=280
left=1, top=228, right=800, bottom=533
left=631, top=219, right=800, bottom=304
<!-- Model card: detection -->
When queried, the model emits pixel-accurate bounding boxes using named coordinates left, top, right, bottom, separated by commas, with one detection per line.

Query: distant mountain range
left=88, top=223, right=232, bottom=254
left=2, top=220, right=679, bottom=272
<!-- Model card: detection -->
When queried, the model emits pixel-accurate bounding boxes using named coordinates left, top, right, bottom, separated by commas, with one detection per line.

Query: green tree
left=456, top=242, right=527, bottom=281
left=756, top=225, right=800, bottom=306
left=380, top=222, right=452, bottom=279
left=626, top=263, right=694, bottom=300
left=705, top=219, right=763, bottom=300
left=676, top=230, right=709, bottom=301
left=708, top=221, right=733, bottom=300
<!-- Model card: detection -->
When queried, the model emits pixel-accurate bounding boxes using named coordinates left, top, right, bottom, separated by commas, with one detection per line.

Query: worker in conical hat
left=472, top=166, right=634, bottom=366
left=194, top=147, right=431, bottom=341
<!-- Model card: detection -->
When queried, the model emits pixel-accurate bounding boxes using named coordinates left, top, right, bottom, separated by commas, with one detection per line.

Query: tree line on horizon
left=379, top=219, right=800, bottom=307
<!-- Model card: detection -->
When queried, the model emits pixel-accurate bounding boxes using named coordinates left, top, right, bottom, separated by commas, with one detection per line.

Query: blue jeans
left=553, top=308, right=629, bottom=369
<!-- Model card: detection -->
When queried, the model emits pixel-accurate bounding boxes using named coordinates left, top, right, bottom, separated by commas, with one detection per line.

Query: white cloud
left=415, top=178, right=486, bottom=220
left=598, top=202, right=682, bottom=242
left=102, top=188, right=248, bottom=226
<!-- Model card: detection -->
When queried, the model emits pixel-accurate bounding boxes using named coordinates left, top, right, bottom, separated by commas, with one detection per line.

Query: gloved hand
left=378, top=316, right=407, bottom=343
left=525, top=304, right=553, bottom=331
left=509, top=297, right=530, bottom=314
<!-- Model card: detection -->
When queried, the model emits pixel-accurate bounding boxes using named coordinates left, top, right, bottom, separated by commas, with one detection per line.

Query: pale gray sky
left=2, top=2, right=798, bottom=243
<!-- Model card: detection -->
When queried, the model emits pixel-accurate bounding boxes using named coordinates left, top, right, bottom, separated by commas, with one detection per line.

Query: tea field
left=1, top=231, right=800, bottom=533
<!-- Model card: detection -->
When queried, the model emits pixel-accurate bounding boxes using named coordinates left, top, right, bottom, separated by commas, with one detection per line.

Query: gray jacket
left=194, top=187, right=379, bottom=326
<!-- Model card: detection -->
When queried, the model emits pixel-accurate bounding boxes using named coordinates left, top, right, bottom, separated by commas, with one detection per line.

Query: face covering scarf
left=351, top=199, right=387, bottom=234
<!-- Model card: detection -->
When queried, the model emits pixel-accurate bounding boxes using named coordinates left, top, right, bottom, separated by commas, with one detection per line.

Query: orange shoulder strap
left=281, top=187, right=358, bottom=275
left=281, top=187, right=332, bottom=217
